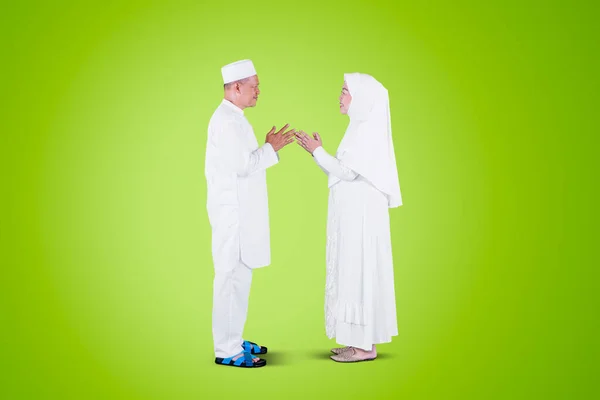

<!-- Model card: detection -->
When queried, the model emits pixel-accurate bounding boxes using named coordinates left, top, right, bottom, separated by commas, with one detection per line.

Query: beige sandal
left=330, top=348, right=376, bottom=363
left=330, top=346, right=352, bottom=355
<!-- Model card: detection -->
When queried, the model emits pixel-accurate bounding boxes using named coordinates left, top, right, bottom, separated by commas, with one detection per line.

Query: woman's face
left=339, top=81, right=352, bottom=114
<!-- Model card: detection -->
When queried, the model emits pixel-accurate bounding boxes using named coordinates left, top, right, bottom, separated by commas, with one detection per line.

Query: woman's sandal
left=331, top=346, right=351, bottom=355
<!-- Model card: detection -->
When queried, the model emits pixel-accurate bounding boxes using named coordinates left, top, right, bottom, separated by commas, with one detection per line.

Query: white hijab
left=328, top=73, right=402, bottom=208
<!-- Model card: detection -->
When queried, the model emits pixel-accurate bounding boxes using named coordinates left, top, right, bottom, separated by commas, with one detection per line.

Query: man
left=205, top=59, right=295, bottom=368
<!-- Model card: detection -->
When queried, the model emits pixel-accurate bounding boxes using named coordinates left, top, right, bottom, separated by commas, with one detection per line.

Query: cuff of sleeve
left=263, top=143, right=280, bottom=165
left=312, top=146, right=326, bottom=161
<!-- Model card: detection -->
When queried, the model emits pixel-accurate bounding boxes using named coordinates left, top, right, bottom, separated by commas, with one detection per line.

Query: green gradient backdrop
left=1, top=1, right=597, bottom=399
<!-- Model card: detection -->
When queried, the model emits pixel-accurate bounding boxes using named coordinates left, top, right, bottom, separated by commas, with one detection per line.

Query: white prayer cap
left=221, top=59, right=257, bottom=84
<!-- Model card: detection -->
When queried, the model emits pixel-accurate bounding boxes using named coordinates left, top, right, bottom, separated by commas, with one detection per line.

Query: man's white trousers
left=212, top=261, right=252, bottom=358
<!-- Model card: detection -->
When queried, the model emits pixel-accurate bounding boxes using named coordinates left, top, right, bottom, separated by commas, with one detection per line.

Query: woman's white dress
left=313, top=146, right=398, bottom=351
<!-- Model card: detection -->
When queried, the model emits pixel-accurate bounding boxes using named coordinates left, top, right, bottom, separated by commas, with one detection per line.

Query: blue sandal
left=215, top=351, right=266, bottom=368
left=243, top=340, right=267, bottom=355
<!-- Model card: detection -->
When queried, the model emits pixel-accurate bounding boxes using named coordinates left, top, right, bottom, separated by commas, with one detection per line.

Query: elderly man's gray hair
left=224, top=78, right=249, bottom=89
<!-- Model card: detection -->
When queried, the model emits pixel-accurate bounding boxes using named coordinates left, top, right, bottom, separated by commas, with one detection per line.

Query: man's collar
left=222, top=99, right=244, bottom=115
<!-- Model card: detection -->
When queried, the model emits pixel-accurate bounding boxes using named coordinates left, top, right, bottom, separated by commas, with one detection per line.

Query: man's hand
left=265, top=123, right=296, bottom=152
left=295, top=130, right=323, bottom=154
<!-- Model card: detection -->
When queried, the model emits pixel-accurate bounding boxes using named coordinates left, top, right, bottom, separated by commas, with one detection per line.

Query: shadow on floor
left=260, top=351, right=286, bottom=366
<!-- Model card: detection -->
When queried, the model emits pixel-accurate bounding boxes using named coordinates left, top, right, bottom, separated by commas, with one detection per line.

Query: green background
left=1, top=1, right=597, bottom=399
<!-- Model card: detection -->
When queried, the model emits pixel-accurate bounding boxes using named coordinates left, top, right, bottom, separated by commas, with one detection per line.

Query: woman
left=296, top=73, right=402, bottom=362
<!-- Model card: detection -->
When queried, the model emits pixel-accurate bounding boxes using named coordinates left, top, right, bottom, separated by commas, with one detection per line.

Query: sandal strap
left=243, top=340, right=261, bottom=353
left=242, top=352, right=255, bottom=366
left=220, top=352, right=255, bottom=367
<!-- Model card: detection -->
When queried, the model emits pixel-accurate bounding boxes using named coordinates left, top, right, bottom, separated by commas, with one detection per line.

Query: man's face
left=237, top=75, right=260, bottom=108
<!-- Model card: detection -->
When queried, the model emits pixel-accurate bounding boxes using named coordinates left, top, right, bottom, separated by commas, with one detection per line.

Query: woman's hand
left=295, top=130, right=323, bottom=154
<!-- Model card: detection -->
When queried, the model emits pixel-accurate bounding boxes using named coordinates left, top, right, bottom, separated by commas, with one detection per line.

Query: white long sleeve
left=219, top=121, right=279, bottom=177
left=312, top=146, right=358, bottom=181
